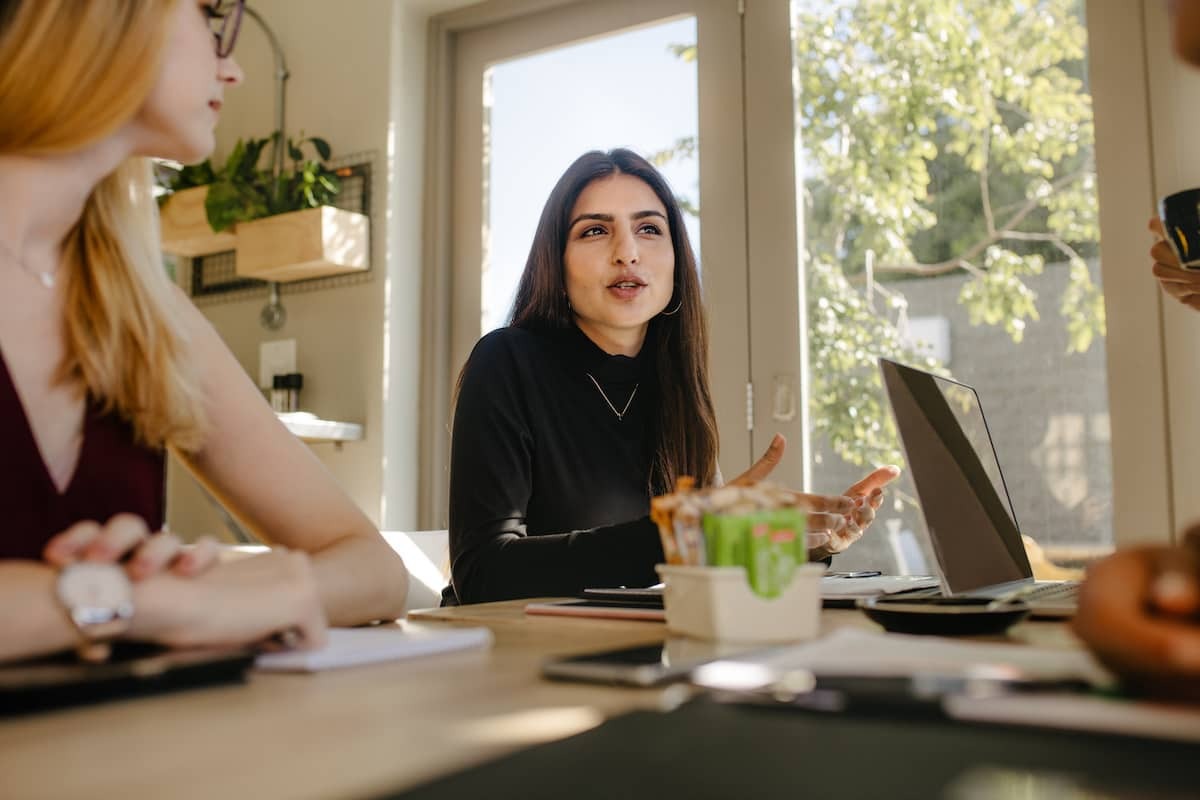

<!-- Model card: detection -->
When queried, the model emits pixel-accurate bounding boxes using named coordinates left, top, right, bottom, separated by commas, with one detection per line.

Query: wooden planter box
left=159, top=186, right=237, bottom=257
left=235, top=206, right=369, bottom=283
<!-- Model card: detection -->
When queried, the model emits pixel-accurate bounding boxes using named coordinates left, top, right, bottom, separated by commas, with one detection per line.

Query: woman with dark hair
left=444, top=149, right=897, bottom=605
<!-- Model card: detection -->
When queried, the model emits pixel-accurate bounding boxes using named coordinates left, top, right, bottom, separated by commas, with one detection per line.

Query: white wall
left=168, top=0, right=479, bottom=539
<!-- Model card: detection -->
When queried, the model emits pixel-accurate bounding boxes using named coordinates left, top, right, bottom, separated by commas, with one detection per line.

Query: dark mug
left=1160, top=188, right=1200, bottom=270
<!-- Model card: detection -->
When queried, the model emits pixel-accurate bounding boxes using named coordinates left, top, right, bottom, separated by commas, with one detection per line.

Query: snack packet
left=650, top=479, right=809, bottom=597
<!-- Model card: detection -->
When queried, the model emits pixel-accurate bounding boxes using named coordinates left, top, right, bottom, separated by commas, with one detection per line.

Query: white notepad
left=255, top=624, right=493, bottom=673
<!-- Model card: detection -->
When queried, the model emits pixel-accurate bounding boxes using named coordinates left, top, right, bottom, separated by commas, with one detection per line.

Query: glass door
left=447, top=0, right=752, bottom=511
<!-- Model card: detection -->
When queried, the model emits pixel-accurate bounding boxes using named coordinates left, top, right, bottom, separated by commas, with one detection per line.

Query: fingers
left=82, top=514, right=150, bottom=562
left=789, top=492, right=855, bottom=515
left=173, top=536, right=222, bottom=577
left=43, top=515, right=218, bottom=582
left=1073, top=548, right=1200, bottom=678
left=731, top=433, right=787, bottom=486
left=804, top=512, right=847, bottom=534
left=1150, top=216, right=1166, bottom=239
left=821, top=525, right=864, bottom=556
left=805, top=531, right=831, bottom=551
left=843, top=465, right=901, bottom=498
left=1150, top=532, right=1200, bottom=617
left=127, top=531, right=184, bottom=580
left=43, top=515, right=152, bottom=567
left=43, top=520, right=103, bottom=566
left=1151, top=243, right=1187, bottom=276
left=1151, top=568, right=1200, bottom=618
left=1157, top=277, right=1200, bottom=308
left=282, top=552, right=328, bottom=650
left=851, top=495, right=878, bottom=529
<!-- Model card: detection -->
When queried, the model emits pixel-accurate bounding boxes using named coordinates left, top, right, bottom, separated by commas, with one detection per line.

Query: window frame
left=421, top=0, right=1179, bottom=548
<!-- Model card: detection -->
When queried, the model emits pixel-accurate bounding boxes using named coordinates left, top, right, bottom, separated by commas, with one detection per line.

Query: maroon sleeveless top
left=0, top=351, right=165, bottom=561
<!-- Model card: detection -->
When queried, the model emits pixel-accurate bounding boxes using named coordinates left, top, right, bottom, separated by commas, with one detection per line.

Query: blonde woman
left=0, top=0, right=407, bottom=664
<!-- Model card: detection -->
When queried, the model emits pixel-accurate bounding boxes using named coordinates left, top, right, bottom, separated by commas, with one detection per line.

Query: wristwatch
left=56, top=563, right=134, bottom=663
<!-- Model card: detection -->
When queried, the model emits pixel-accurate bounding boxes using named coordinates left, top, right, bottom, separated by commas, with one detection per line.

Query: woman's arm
left=448, top=333, right=663, bottom=604
left=171, top=292, right=408, bottom=625
left=451, top=518, right=663, bottom=605
left=0, top=549, right=328, bottom=664
left=0, top=562, right=81, bottom=663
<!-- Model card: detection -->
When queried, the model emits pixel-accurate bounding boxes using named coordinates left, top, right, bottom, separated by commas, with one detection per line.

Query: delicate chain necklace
left=0, top=238, right=57, bottom=289
left=585, top=372, right=639, bottom=421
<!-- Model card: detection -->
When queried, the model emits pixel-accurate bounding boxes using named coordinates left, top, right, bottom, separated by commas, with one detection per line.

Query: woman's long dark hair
left=509, top=149, right=718, bottom=491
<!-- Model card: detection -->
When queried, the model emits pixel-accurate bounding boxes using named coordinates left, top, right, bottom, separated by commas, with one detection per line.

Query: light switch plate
left=259, top=339, right=297, bottom=389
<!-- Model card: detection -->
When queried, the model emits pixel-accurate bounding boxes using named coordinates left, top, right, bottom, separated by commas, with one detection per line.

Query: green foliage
left=958, top=247, right=1043, bottom=343
left=649, top=136, right=700, bottom=217
left=153, top=159, right=217, bottom=206
left=808, top=256, right=946, bottom=467
left=200, top=132, right=341, bottom=232
left=793, top=0, right=1101, bottom=467
left=204, top=135, right=273, bottom=232
left=659, top=0, right=1102, bottom=471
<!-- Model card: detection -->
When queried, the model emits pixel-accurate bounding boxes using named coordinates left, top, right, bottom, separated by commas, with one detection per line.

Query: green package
left=702, top=513, right=752, bottom=568
left=766, top=508, right=808, bottom=565
left=747, top=519, right=773, bottom=596
left=701, top=508, right=808, bottom=598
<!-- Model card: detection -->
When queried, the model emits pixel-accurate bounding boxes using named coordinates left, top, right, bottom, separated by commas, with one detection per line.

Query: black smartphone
left=541, top=640, right=768, bottom=687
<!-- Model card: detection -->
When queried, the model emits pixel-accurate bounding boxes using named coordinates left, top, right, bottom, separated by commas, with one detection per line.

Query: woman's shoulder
left=463, top=326, right=555, bottom=375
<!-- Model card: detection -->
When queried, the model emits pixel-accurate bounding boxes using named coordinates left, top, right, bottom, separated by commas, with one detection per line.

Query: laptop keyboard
left=894, top=581, right=1080, bottom=604
left=1016, top=581, right=1080, bottom=603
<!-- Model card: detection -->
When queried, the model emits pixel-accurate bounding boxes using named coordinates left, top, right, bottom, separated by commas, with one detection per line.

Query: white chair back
left=382, top=530, right=451, bottom=612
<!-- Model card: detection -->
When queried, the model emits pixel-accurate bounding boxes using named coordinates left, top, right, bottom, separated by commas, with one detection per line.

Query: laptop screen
left=880, top=359, right=1033, bottom=595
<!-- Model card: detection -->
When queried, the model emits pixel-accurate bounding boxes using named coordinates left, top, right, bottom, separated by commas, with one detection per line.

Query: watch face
left=58, top=563, right=133, bottom=611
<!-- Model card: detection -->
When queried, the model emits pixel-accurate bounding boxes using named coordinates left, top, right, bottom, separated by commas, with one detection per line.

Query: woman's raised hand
left=729, top=433, right=788, bottom=486
left=806, top=465, right=901, bottom=559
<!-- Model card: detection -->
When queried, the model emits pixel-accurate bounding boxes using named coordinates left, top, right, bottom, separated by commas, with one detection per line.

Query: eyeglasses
left=206, top=0, right=245, bottom=59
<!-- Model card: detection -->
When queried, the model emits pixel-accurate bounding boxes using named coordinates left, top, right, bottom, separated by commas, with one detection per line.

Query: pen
left=825, top=571, right=883, bottom=579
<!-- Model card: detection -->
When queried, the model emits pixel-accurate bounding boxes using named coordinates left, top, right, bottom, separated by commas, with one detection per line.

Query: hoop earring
left=659, top=299, right=682, bottom=316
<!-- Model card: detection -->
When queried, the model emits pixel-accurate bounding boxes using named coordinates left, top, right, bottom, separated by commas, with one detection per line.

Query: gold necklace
left=585, top=372, right=639, bottom=421
left=0, top=238, right=57, bottom=289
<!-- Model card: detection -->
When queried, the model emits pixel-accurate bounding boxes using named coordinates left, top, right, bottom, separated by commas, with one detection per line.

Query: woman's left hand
left=43, top=514, right=222, bottom=581
left=807, top=465, right=901, bottom=559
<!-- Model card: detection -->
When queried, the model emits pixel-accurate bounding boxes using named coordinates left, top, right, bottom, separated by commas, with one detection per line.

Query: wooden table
left=0, top=602, right=1084, bottom=800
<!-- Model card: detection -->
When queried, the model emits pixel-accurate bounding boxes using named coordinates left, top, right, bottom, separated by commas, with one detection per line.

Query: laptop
left=879, top=358, right=1079, bottom=617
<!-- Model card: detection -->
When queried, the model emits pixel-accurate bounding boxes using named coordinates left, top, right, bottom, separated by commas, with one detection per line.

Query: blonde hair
left=0, top=0, right=207, bottom=451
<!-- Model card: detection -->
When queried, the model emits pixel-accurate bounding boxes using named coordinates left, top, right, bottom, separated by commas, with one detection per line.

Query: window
left=789, top=0, right=1113, bottom=570
left=423, top=1, right=1174, bottom=557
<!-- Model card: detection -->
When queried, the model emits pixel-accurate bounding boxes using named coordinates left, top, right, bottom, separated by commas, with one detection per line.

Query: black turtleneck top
left=443, top=324, right=666, bottom=605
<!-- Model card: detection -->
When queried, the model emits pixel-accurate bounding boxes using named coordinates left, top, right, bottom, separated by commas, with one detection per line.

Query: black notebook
left=0, top=643, right=254, bottom=716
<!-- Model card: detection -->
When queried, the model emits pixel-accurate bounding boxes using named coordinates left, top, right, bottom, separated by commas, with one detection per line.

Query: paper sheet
left=743, top=627, right=1113, bottom=685
left=732, top=629, right=1200, bottom=742
left=255, top=624, right=493, bottom=673
left=819, top=575, right=940, bottom=598
left=945, top=693, right=1200, bottom=744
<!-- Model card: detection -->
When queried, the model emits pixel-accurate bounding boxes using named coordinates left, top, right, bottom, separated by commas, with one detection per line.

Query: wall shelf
left=277, top=412, right=363, bottom=444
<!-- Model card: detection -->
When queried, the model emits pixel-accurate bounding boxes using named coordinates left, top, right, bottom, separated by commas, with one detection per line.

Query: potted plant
left=156, top=159, right=237, bottom=257
left=207, top=133, right=368, bottom=283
